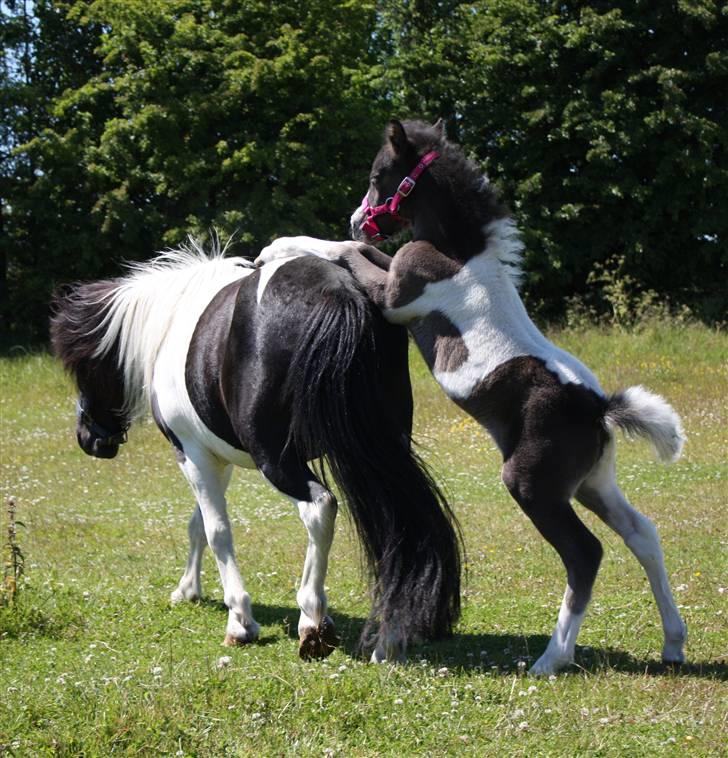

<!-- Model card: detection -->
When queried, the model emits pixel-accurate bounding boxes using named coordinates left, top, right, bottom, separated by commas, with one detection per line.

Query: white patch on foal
left=385, top=219, right=603, bottom=398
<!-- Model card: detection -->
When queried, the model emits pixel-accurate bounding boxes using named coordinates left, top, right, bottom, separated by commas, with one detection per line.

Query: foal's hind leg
left=171, top=466, right=233, bottom=604
left=503, top=459, right=603, bottom=675
left=256, top=454, right=339, bottom=661
left=178, top=452, right=260, bottom=646
left=577, top=438, right=687, bottom=664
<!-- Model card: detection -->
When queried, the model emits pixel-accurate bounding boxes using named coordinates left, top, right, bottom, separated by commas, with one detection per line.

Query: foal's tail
left=605, top=385, right=685, bottom=463
left=286, top=280, right=461, bottom=650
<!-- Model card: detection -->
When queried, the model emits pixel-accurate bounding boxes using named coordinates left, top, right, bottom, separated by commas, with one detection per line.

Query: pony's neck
left=96, top=248, right=250, bottom=421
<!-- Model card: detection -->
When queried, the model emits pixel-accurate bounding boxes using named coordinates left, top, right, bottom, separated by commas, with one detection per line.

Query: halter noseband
left=360, top=150, right=439, bottom=242
left=76, top=399, right=129, bottom=446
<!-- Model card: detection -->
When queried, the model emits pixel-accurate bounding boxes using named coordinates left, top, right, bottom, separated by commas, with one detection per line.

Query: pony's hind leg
left=178, top=453, right=259, bottom=646
left=577, top=439, right=687, bottom=664
left=171, top=467, right=233, bottom=604
left=257, top=455, right=339, bottom=661
left=503, top=459, right=603, bottom=675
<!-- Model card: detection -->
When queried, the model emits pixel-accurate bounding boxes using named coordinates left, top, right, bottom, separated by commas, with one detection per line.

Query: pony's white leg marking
left=179, top=453, right=259, bottom=645
left=171, top=466, right=233, bottom=604
left=579, top=442, right=686, bottom=662
left=530, top=588, right=586, bottom=675
left=293, top=491, right=337, bottom=635
left=171, top=505, right=205, bottom=603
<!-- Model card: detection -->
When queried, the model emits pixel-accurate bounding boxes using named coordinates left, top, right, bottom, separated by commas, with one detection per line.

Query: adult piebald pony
left=256, top=119, right=687, bottom=675
left=51, top=239, right=461, bottom=662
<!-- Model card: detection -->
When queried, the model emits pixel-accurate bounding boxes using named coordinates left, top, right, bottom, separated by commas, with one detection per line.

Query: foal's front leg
left=178, top=452, right=260, bottom=646
left=256, top=237, right=392, bottom=310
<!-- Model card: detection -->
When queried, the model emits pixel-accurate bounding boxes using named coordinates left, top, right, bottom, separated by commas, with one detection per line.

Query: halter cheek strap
left=76, top=400, right=129, bottom=446
left=360, top=150, right=440, bottom=242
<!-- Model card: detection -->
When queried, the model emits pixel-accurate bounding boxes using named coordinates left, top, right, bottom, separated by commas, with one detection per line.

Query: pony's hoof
left=529, top=654, right=572, bottom=677
left=298, top=616, right=339, bottom=661
left=223, top=621, right=260, bottom=647
left=170, top=587, right=199, bottom=604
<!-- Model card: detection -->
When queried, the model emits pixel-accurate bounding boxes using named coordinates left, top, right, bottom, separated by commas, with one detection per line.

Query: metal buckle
left=397, top=176, right=416, bottom=197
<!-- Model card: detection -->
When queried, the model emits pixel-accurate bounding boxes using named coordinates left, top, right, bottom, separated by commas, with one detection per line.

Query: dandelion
left=517, top=721, right=529, bottom=731
left=151, top=666, right=162, bottom=677
left=216, top=656, right=232, bottom=669
left=437, top=667, right=450, bottom=677
left=394, top=698, right=403, bottom=705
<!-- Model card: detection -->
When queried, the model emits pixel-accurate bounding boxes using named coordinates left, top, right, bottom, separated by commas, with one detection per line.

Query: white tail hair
left=605, top=385, right=685, bottom=463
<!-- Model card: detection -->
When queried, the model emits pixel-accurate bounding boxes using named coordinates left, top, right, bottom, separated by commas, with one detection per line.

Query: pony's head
left=351, top=118, right=508, bottom=259
left=50, top=282, right=130, bottom=459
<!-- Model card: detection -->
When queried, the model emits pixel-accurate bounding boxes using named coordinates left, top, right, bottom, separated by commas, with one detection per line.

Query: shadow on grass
left=240, top=602, right=728, bottom=680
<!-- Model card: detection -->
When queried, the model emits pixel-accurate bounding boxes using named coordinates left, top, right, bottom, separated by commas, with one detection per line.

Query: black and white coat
left=256, top=119, right=687, bottom=675
left=51, top=240, right=462, bottom=662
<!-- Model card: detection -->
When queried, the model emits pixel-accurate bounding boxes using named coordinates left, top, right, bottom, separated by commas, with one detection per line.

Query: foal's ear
left=386, top=119, right=409, bottom=156
left=432, top=117, right=446, bottom=138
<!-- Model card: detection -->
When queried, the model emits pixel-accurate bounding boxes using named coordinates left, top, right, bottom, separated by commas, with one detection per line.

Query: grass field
left=1, top=321, right=726, bottom=756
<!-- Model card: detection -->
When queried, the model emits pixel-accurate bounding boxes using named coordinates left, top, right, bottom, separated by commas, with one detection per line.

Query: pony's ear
left=432, top=117, right=445, bottom=138
left=386, top=119, right=409, bottom=156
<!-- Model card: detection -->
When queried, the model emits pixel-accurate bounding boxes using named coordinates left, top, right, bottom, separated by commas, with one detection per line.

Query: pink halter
left=359, top=150, right=440, bottom=242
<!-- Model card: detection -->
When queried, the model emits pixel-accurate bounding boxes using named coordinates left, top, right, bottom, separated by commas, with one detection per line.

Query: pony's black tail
left=286, top=280, right=461, bottom=650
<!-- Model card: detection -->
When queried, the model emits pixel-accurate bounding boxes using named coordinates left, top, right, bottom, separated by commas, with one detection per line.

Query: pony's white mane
left=483, top=216, right=525, bottom=289
left=96, top=236, right=253, bottom=421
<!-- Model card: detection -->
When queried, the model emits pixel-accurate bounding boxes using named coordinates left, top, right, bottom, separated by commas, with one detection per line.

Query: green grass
left=1, top=321, right=726, bottom=756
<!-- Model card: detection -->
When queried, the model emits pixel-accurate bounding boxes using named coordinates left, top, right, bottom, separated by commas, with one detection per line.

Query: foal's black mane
left=399, top=120, right=508, bottom=255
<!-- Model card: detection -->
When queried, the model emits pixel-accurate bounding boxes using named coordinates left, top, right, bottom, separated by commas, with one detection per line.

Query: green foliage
left=2, top=0, right=386, bottom=341
left=2, top=0, right=726, bottom=341
left=378, top=0, right=728, bottom=321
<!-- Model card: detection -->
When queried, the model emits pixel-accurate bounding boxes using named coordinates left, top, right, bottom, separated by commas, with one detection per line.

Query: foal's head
left=351, top=119, right=507, bottom=259
left=50, top=282, right=129, bottom=459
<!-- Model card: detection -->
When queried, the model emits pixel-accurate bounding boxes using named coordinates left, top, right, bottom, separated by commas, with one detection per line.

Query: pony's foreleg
left=171, top=467, right=233, bottom=604
left=178, top=453, right=259, bottom=646
left=258, top=457, right=339, bottom=660
left=577, top=441, right=687, bottom=664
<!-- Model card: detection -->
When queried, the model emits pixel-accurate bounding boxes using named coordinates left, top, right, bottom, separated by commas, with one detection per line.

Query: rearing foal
left=256, top=119, right=688, bottom=675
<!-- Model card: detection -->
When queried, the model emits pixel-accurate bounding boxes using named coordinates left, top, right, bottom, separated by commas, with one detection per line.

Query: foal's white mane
left=96, top=237, right=253, bottom=421
left=482, top=216, right=525, bottom=290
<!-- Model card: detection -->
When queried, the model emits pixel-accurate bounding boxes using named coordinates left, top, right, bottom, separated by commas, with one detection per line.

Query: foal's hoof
left=298, top=616, right=339, bottom=661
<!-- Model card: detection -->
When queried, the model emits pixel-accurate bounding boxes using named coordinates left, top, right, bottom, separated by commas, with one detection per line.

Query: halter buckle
left=397, top=176, right=416, bottom=197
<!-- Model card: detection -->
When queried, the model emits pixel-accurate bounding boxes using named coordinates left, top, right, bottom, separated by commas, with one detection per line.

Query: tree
left=377, top=0, right=728, bottom=320
left=2, top=0, right=386, bottom=342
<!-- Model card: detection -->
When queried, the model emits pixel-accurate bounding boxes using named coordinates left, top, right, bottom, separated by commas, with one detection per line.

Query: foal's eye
left=370, top=173, right=380, bottom=186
